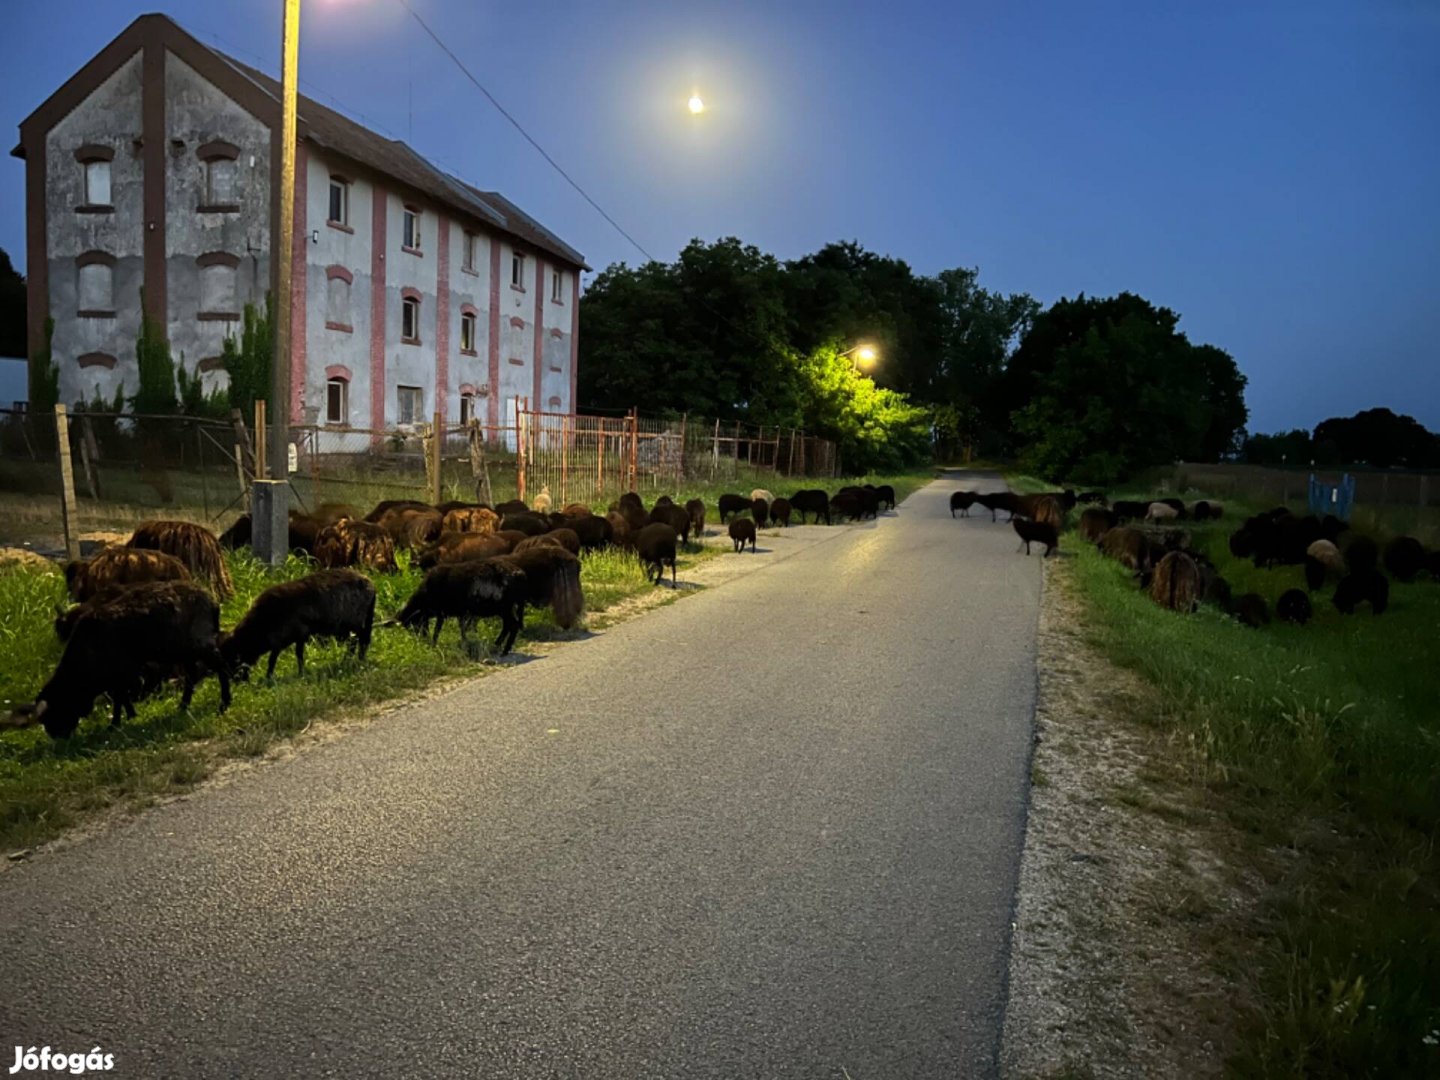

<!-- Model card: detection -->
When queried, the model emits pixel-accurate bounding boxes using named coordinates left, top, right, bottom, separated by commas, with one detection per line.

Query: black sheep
left=221, top=569, right=376, bottom=679
left=1344, top=535, right=1379, bottom=574
left=978, top=491, right=1021, bottom=522
left=1013, top=518, right=1058, bottom=557
left=1110, top=500, right=1149, bottom=524
left=1233, top=593, right=1270, bottom=628
left=728, top=517, right=757, bottom=553
left=1078, top=508, right=1115, bottom=542
left=830, top=490, right=864, bottom=522
left=364, top=499, right=431, bottom=523
left=751, top=498, right=770, bottom=528
left=685, top=498, right=707, bottom=536
left=652, top=495, right=675, bottom=511
left=789, top=489, right=830, bottom=524
left=490, top=546, right=585, bottom=629
left=500, top=512, right=548, bottom=537
left=636, top=522, right=678, bottom=586
left=568, top=514, right=615, bottom=552
left=1276, top=589, right=1313, bottom=625
left=950, top=491, right=976, bottom=518
left=1426, top=550, right=1440, bottom=582
left=495, top=499, right=530, bottom=516
left=6, top=581, right=230, bottom=738
left=1383, top=536, right=1425, bottom=582
left=769, top=497, right=791, bottom=527
left=395, top=560, right=528, bottom=653
left=650, top=504, right=692, bottom=545
left=1334, top=571, right=1389, bottom=616
left=839, top=485, right=878, bottom=518
left=717, top=493, right=751, bottom=522
left=875, top=484, right=897, bottom=512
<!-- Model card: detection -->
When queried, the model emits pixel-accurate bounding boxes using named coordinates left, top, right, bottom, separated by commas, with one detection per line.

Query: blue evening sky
left=3, top=1, right=1437, bottom=432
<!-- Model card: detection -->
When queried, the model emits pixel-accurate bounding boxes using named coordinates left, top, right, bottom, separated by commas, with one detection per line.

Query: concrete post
left=250, top=479, right=290, bottom=566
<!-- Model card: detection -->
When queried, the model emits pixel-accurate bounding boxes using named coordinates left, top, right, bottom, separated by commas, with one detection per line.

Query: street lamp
left=839, top=343, right=879, bottom=371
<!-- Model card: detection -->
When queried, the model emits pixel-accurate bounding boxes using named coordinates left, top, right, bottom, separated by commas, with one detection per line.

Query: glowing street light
left=688, top=94, right=705, bottom=115
left=839, top=342, right=879, bottom=371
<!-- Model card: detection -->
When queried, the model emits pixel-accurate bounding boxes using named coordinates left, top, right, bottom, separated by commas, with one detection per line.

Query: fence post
left=596, top=416, right=605, bottom=497
left=678, top=412, right=688, bottom=487
left=627, top=407, right=639, bottom=492
left=711, top=419, right=720, bottom=481
left=54, top=405, right=81, bottom=562
left=517, top=400, right=528, bottom=501
left=733, top=420, right=740, bottom=477
left=428, top=411, right=443, bottom=505
left=560, top=413, right=569, bottom=504
left=254, top=400, right=267, bottom=482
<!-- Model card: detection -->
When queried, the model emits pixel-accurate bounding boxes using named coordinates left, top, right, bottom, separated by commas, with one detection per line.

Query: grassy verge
left=1013, top=473, right=1440, bottom=1075
left=0, top=540, right=720, bottom=854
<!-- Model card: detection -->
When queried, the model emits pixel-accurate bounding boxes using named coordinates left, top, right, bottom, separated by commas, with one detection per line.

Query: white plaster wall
left=446, top=218, right=491, bottom=420
left=540, top=262, right=573, bottom=413
left=384, top=191, right=439, bottom=427
left=45, top=52, right=144, bottom=406
left=495, top=240, right=536, bottom=412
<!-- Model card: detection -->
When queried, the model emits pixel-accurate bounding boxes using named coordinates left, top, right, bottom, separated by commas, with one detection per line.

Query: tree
left=1312, top=408, right=1438, bottom=469
left=223, top=294, right=274, bottom=418
left=29, top=315, right=58, bottom=415
left=0, top=247, right=25, bottom=360
left=788, top=341, right=932, bottom=473
left=131, top=300, right=177, bottom=415
left=1240, top=429, right=1313, bottom=466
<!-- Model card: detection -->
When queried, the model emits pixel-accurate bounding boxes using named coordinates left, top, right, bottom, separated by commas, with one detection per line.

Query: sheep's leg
left=357, top=607, right=374, bottom=661
left=432, top=615, right=445, bottom=644
left=294, top=639, right=306, bottom=677
left=266, top=649, right=281, bottom=679
left=110, top=696, right=124, bottom=727
left=671, top=559, right=677, bottom=588
left=179, top=664, right=198, bottom=711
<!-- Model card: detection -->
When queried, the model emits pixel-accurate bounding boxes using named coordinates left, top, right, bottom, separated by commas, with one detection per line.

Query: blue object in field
left=1309, top=473, right=1355, bottom=521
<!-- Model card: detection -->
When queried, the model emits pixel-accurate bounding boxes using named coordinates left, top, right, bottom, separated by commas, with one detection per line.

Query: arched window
left=401, top=289, right=421, bottom=344
left=326, top=375, right=349, bottom=425
left=325, top=266, right=353, bottom=332
left=197, top=140, right=240, bottom=210
left=197, top=252, right=240, bottom=319
left=460, top=308, right=477, bottom=354
left=459, top=391, right=475, bottom=425
left=74, top=145, right=113, bottom=209
left=76, top=251, right=115, bottom=317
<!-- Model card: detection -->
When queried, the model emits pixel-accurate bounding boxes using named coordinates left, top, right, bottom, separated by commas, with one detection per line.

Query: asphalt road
left=0, top=474, right=1041, bottom=1079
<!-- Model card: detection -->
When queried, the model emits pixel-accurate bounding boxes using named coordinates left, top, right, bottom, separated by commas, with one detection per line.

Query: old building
left=13, top=12, right=586, bottom=437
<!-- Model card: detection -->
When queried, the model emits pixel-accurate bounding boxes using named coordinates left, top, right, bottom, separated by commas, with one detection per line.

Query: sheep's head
left=6, top=696, right=84, bottom=740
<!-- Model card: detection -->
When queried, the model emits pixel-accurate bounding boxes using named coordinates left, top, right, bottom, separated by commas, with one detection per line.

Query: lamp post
left=838, top=343, right=878, bottom=372
left=254, top=0, right=302, bottom=565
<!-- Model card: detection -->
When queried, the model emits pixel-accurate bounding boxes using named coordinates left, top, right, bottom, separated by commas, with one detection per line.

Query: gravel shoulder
left=1000, top=554, right=1261, bottom=1079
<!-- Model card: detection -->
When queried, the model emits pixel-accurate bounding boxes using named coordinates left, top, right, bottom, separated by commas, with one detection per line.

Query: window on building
left=460, top=312, right=476, bottom=352
left=199, top=263, right=237, bottom=316
left=77, top=261, right=114, bottom=315
left=328, top=177, right=349, bottom=226
left=402, top=296, right=420, bottom=342
left=205, top=158, right=237, bottom=205
left=326, top=275, right=351, bottom=327
left=463, top=232, right=477, bottom=272
left=83, top=160, right=111, bottom=206
left=551, top=270, right=563, bottom=303
left=326, top=377, right=348, bottom=425
left=511, top=252, right=524, bottom=288
left=403, top=206, right=421, bottom=250
left=459, top=392, right=475, bottom=426
left=397, top=385, right=423, bottom=425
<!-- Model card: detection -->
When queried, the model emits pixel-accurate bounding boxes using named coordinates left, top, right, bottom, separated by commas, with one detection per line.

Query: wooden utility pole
left=54, top=405, right=81, bottom=561
left=427, top=411, right=443, bottom=505
left=254, top=399, right=268, bottom=481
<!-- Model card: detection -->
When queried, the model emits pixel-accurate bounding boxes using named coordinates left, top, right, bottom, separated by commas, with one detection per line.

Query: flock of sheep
left=4, top=480, right=901, bottom=741
left=949, top=485, right=1438, bottom=625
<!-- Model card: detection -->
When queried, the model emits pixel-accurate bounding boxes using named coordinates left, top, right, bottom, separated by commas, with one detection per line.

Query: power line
left=392, top=0, right=656, bottom=264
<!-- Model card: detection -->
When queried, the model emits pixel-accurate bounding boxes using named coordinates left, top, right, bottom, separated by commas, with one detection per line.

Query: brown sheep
left=606, top=511, right=634, bottom=550
left=515, top=528, right=581, bottom=556
left=441, top=506, right=500, bottom=535
left=560, top=502, right=593, bottom=519
left=126, top=520, right=233, bottom=599
left=1147, top=551, right=1200, bottom=612
left=65, top=546, right=191, bottom=602
left=416, top=531, right=512, bottom=569
left=378, top=505, right=444, bottom=550
left=1099, top=526, right=1154, bottom=573
left=1030, top=495, right=1065, bottom=530
left=1078, top=508, right=1115, bottom=543
left=313, top=519, right=399, bottom=572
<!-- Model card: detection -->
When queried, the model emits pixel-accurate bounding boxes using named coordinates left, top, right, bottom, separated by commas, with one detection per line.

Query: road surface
left=0, top=474, right=1040, bottom=1078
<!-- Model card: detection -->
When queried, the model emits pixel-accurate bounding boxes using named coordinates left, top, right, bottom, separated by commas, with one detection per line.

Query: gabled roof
left=13, top=12, right=588, bottom=271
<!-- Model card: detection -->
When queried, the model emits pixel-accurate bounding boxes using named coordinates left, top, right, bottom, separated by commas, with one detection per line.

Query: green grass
left=0, top=537, right=719, bottom=854
left=1033, top=476, right=1440, bottom=1077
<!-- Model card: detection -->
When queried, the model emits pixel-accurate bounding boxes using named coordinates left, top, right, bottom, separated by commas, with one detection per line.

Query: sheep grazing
left=492, top=545, right=585, bottom=629
left=515, top=528, right=581, bottom=556
left=1013, top=518, right=1059, bottom=557
left=1233, top=592, right=1270, bottom=628
left=1304, top=539, right=1345, bottom=592
left=789, top=489, right=830, bottom=525
left=396, top=559, right=528, bottom=653
left=314, top=519, right=399, bottom=572
left=495, top=499, right=530, bottom=516
left=751, top=498, right=770, bottom=528
left=636, top=522, right=678, bottom=586
left=221, top=569, right=376, bottom=680
left=875, top=484, right=897, bottom=512
left=652, top=495, right=675, bottom=510
left=1232, top=511, right=1323, bottom=569
left=375, top=505, right=444, bottom=550
left=717, top=493, right=751, bottom=522
left=1145, top=501, right=1180, bottom=523
left=1200, top=568, right=1233, bottom=613
left=1028, top=495, right=1066, bottom=530
left=650, top=504, right=692, bottom=545
left=1334, top=570, right=1389, bottom=616
left=617, top=491, right=645, bottom=514
left=64, top=546, right=191, bottom=603
left=416, top=531, right=512, bottom=569
left=1078, top=508, right=1115, bottom=543
left=605, top=511, right=634, bottom=550
left=127, top=520, right=234, bottom=599
left=1078, top=491, right=1108, bottom=505
left=977, top=491, right=1021, bottom=522
left=838, top=486, right=878, bottom=519
left=769, top=497, right=791, bottom=527
left=1146, top=551, right=1200, bottom=612
left=1344, top=535, right=1379, bottom=575
left=1099, top=527, right=1154, bottom=573
left=364, top=499, right=431, bottom=523
left=830, top=490, right=864, bottom=522
left=567, top=514, right=614, bottom=553
left=1190, top=500, right=1222, bottom=521
left=1110, top=500, right=1149, bottom=524
left=492, top=529, right=529, bottom=550
left=1276, top=588, right=1313, bottom=625
left=749, top=489, right=775, bottom=505
left=685, top=498, right=707, bottom=536
left=5, top=581, right=230, bottom=738
left=1427, top=550, right=1440, bottom=582
left=729, top=517, right=757, bottom=553
left=1383, top=536, right=1426, bottom=582
left=559, top=502, right=592, bottom=520
left=500, top=512, right=548, bottom=537
left=532, top=485, right=553, bottom=514
left=442, top=506, right=500, bottom=535
left=950, top=491, right=977, bottom=518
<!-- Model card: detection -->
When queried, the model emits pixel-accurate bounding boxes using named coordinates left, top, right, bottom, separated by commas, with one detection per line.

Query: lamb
left=416, top=531, right=512, bottom=569
left=789, top=489, right=830, bottom=525
left=1383, top=536, right=1426, bottom=582
left=1158, top=498, right=1187, bottom=517
left=717, top=493, right=751, bottom=522
left=1145, top=501, right=1180, bottom=523
left=1276, top=588, right=1313, bottom=625
left=4, top=581, right=230, bottom=738
left=515, top=528, right=581, bottom=556
left=685, top=498, right=707, bottom=536
left=1098, top=527, right=1154, bottom=572
left=491, top=545, right=585, bottom=629
left=221, top=569, right=376, bottom=680
left=532, top=485, right=553, bottom=514
left=314, top=519, right=399, bottom=572
left=751, top=498, right=770, bottom=528
left=1146, top=551, right=1200, bottom=612
left=636, top=522, right=678, bottom=586
left=950, top=491, right=977, bottom=518
left=875, top=485, right=897, bottom=512
left=64, top=546, right=191, bottom=602
left=1078, top=508, right=1115, bottom=542
left=441, top=506, right=500, bottom=535
left=395, top=560, right=528, bottom=653
left=1304, top=539, right=1346, bottom=591
left=1013, top=518, right=1058, bottom=557
left=650, top=504, right=692, bottom=545
left=769, top=497, right=791, bottom=527
left=1233, top=593, right=1270, bottom=627
left=126, top=520, right=234, bottom=599
left=749, top=489, right=775, bottom=505
left=1334, top=571, right=1389, bottom=616
left=728, top=517, right=757, bottom=553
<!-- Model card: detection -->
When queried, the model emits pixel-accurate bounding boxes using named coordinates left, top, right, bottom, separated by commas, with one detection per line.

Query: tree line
left=1242, top=408, right=1440, bottom=471
left=577, top=238, right=1248, bottom=481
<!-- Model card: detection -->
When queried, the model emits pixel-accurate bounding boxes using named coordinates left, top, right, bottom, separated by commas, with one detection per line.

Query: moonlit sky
left=3, top=0, right=1437, bottom=432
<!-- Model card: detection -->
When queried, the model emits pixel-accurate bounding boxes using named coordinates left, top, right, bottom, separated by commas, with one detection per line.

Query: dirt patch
left=1001, top=556, right=1262, bottom=1079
